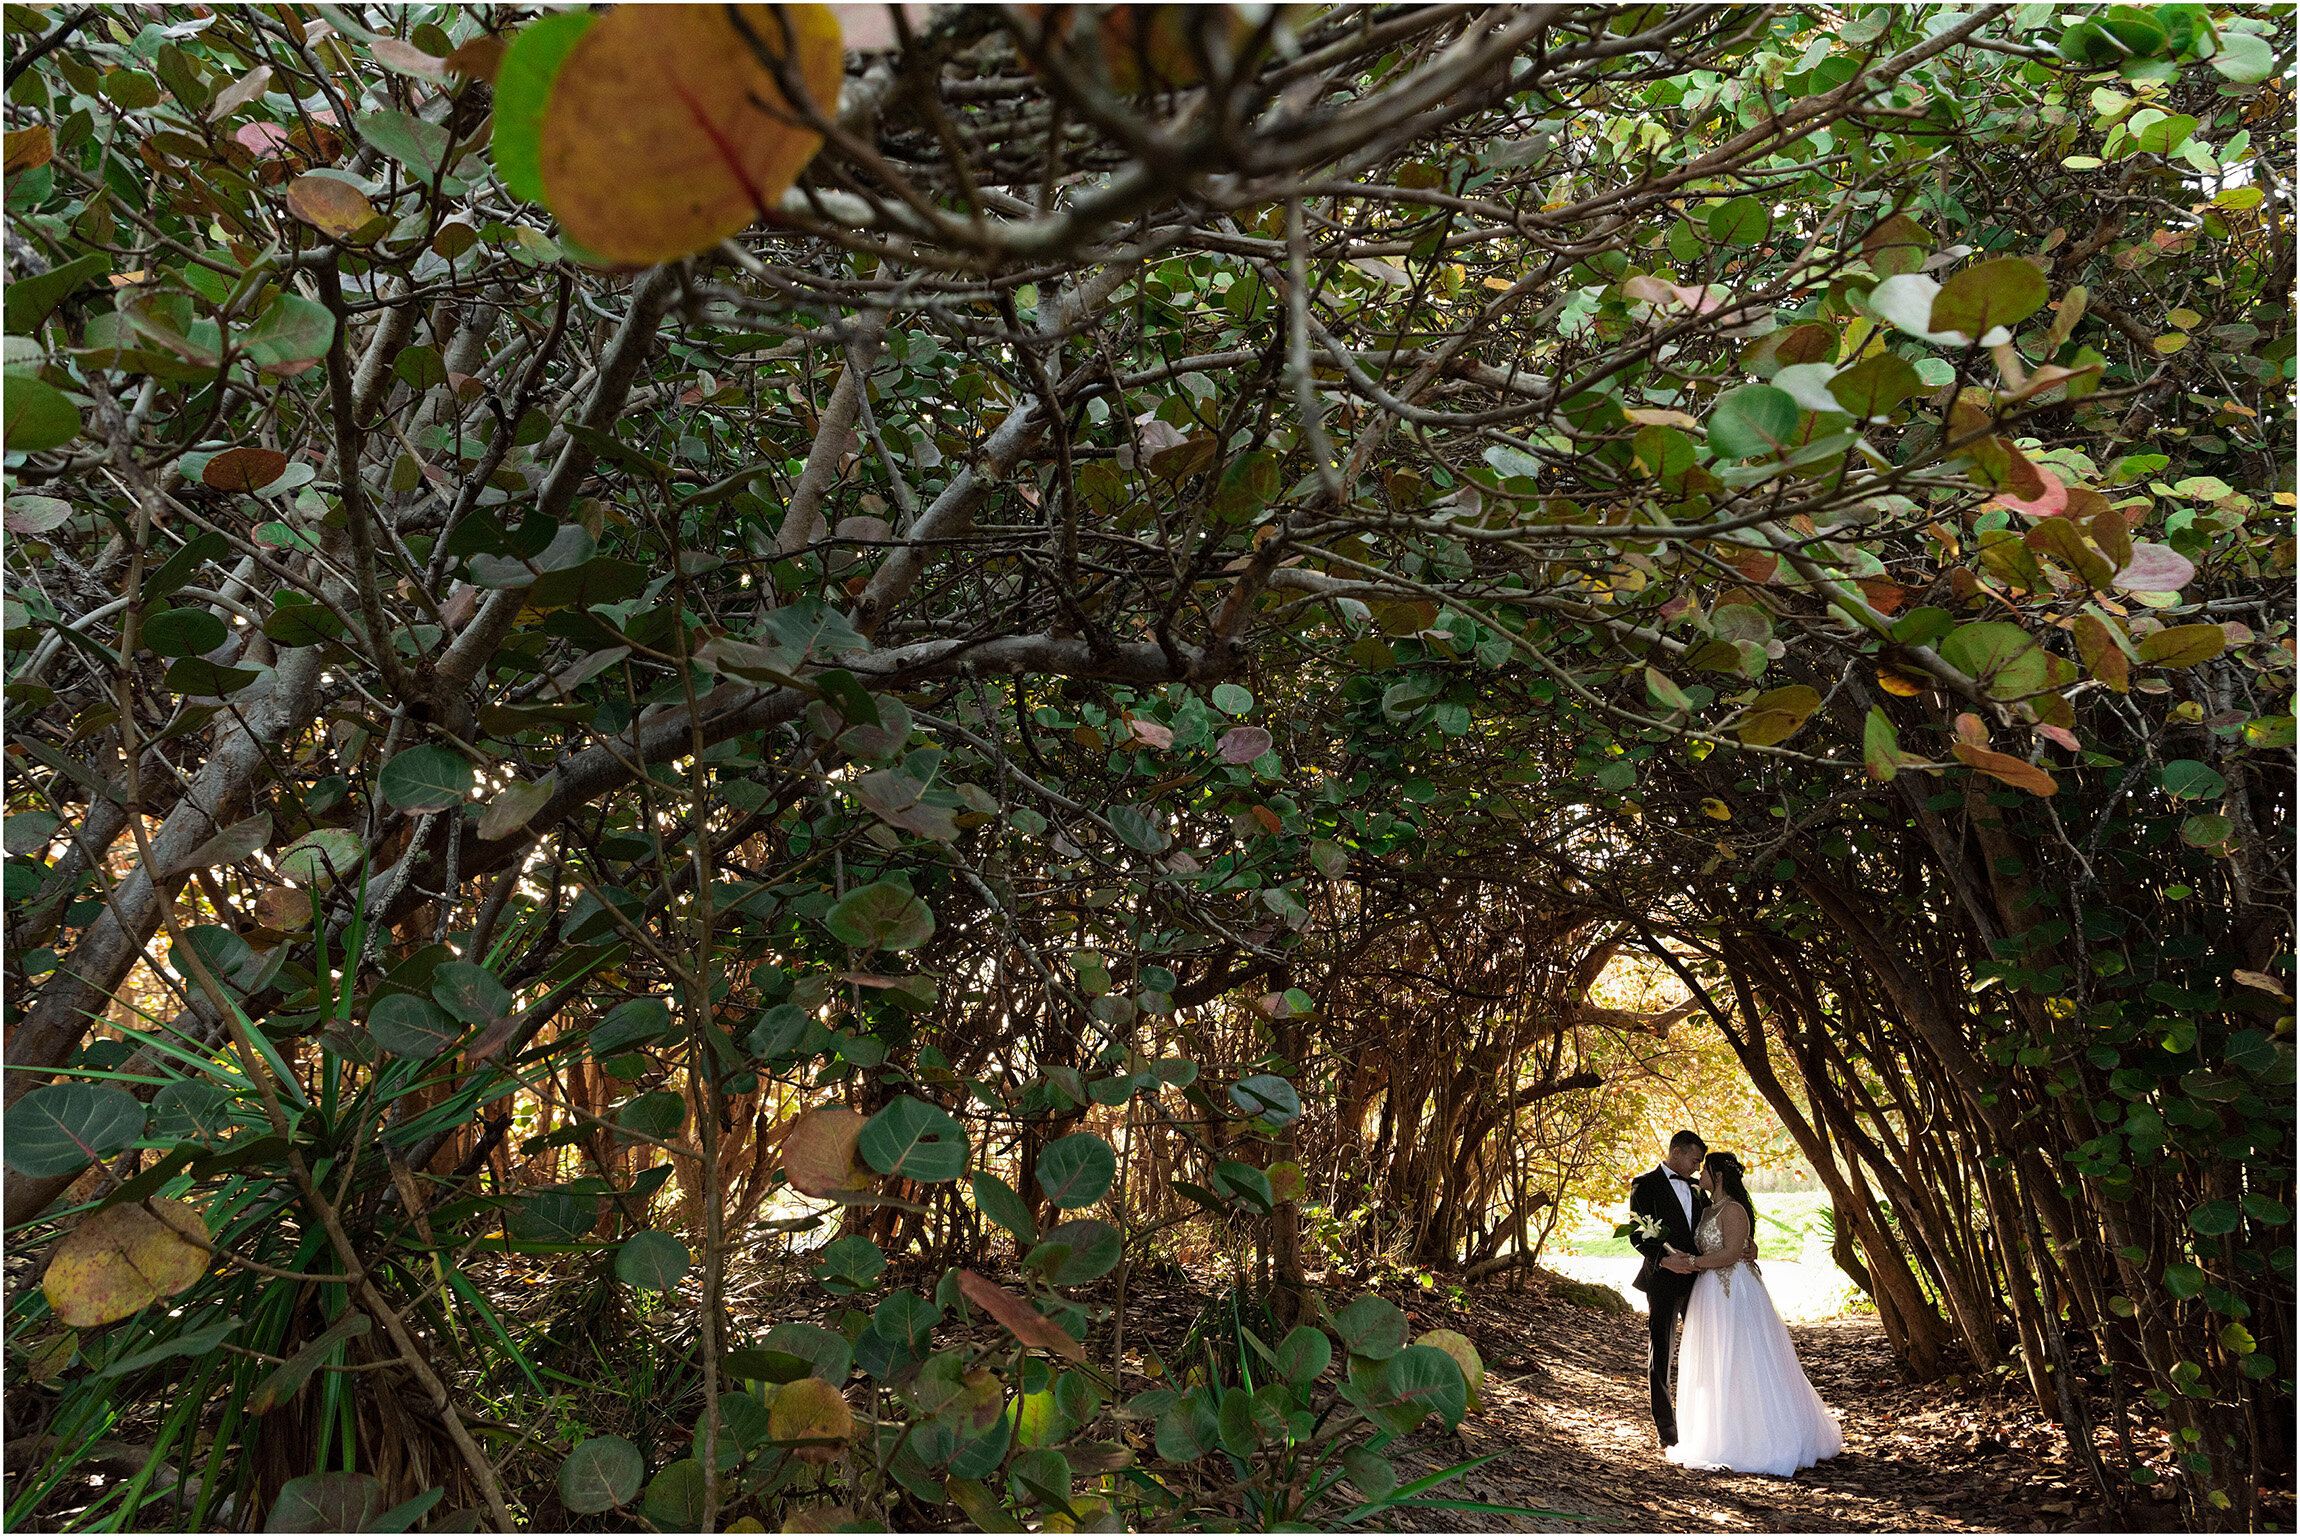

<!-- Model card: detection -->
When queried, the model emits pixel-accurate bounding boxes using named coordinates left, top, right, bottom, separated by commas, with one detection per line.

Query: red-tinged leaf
left=536, top=4, right=845, bottom=266
left=1218, top=726, right=1272, bottom=765
left=462, top=1011, right=525, bottom=1061
left=784, top=1106, right=870, bottom=1197
left=1952, top=740, right=2058, bottom=796
left=2073, top=613, right=2130, bottom=693
left=956, top=1270, right=1085, bottom=1360
left=443, top=34, right=507, bottom=81
left=202, top=446, right=290, bottom=493
left=2035, top=724, right=2081, bottom=752
left=1989, top=463, right=2068, bottom=518
left=1125, top=718, right=1174, bottom=751
left=285, top=175, right=378, bottom=240
left=1953, top=712, right=1990, bottom=746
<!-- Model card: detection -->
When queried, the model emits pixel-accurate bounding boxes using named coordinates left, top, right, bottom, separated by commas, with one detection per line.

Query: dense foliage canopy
left=2, top=2, right=2292, bottom=1532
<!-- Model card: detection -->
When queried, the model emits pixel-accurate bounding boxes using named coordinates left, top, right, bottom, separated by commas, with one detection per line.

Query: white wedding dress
left=1666, top=1201, right=1843, bottom=1477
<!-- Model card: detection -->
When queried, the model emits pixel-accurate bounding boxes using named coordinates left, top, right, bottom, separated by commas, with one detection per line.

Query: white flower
left=1631, top=1212, right=1664, bottom=1242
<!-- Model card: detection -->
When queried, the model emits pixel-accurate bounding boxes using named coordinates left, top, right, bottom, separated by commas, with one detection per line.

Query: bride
left=1660, top=1150, right=1843, bottom=1477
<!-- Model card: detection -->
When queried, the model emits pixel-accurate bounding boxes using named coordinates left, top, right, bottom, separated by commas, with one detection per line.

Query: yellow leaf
left=285, top=175, right=379, bottom=241
left=538, top=4, right=844, bottom=266
left=45, top=1200, right=209, bottom=1328
left=1622, top=406, right=1703, bottom=428
left=2153, top=333, right=2189, bottom=354
left=1700, top=798, right=1732, bottom=820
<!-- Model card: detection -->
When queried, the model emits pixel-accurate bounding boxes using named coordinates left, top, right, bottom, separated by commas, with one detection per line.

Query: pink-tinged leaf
left=207, top=64, right=272, bottom=121
left=1953, top=712, right=1990, bottom=747
left=368, top=37, right=447, bottom=79
left=1125, top=718, right=1174, bottom=751
left=1218, top=726, right=1273, bottom=765
left=1990, top=464, right=2069, bottom=518
left=236, top=122, right=291, bottom=156
left=5, top=496, right=72, bottom=534
left=837, top=972, right=906, bottom=989
left=1161, top=850, right=1202, bottom=874
left=2114, top=543, right=2196, bottom=594
left=2035, top=724, right=2081, bottom=752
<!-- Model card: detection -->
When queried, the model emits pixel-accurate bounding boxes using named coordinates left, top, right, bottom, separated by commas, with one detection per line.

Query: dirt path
left=1339, top=1271, right=2145, bottom=1533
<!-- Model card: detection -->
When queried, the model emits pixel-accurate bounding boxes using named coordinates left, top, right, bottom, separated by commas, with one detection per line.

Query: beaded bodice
left=1697, top=1202, right=1756, bottom=1297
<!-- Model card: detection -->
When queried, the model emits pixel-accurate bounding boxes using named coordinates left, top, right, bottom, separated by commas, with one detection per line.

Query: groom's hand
left=1744, top=1239, right=1761, bottom=1262
left=1660, top=1254, right=1695, bottom=1273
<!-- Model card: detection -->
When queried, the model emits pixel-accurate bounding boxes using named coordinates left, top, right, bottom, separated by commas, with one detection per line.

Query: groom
left=1628, top=1130, right=1754, bottom=1450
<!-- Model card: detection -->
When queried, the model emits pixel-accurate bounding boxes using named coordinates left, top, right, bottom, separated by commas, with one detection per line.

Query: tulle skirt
left=1665, top=1263, right=1843, bottom=1477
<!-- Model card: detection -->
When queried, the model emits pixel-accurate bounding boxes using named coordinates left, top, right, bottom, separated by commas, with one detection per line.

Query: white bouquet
left=1614, top=1211, right=1666, bottom=1244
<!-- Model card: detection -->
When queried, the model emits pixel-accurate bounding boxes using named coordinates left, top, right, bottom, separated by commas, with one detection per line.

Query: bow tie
left=1667, top=1173, right=1694, bottom=1184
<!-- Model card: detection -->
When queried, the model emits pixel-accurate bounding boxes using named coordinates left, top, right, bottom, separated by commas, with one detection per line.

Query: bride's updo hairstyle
left=1705, top=1151, right=1755, bottom=1224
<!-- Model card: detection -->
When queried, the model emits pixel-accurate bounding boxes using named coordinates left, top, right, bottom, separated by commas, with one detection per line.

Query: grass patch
left=1557, top=1189, right=1838, bottom=1260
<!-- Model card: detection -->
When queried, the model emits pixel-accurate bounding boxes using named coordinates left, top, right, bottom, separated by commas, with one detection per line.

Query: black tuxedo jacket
left=1629, top=1167, right=1709, bottom=1296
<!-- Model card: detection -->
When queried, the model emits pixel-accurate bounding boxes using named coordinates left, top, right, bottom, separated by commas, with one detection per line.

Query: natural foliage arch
left=1, top=2, right=2291, bottom=1532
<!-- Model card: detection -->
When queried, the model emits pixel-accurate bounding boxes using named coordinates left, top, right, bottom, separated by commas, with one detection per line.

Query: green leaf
left=2241, top=1194, right=2291, bottom=1227
left=1334, top=1296, right=1408, bottom=1360
left=493, top=12, right=597, bottom=202
left=641, top=1459, right=705, bottom=1532
left=614, top=1230, right=690, bottom=1291
left=266, top=1473, right=387, bottom=1533
left=1938, top=622, right=2054, bottom=699
left=1275, top=1325, right=1333, bottom=1383
left=1033, top=1218, right=1122, bottom=1283
left=236, top=295, right=335, bottom=373
left=859, top=1096, right=968, bottom=1183
left=1341, top=1444, right=1397, bottom=1500
left=616, top=1090, right=686, bottom=1142
left=1376, top=1343, right=1469, bottom=1432
left=1035, top=1133, right=1116, bottom=1208
left=1228, top=1074, right=1302, bottom=1126
left=4, top=1082, right=146, bottom=1176
left=432, top=961, right=512, bottom=1025
left=1707, top=195, right=1771, bottom=246
left=378, top=745, right=474, bottom=812
left=823, top=881, right=935, bottom=952
left=367, top=992, right=461, bottom=1058
left=2179, top=814, right=2233, bottom=848
left=2210, top=30, right=2275, bottom=83
left=1928, top=258, right=2048, bottom=342
left=1705, top=384, right=1799, bottom=459
left=972, top=1170, right=1038, bottom=1244
left=2188, top=1200, right=2241, bottom=1237
left=1827, top=351, right=1923, bottom=417
left=2130, top=113, right=2197, bottom=156
left=758, top=1321, right=853, bottom=1383
left=356, top=108, right=454, bottom=180
left=142, top=607, right=228, bottom=658
left=2, top=373, right=83, bottom=452
left=4, top=252, right=110, bottom=335
left=1108, top=805, right=1169, bottom=853
left=2159, top=760, right=2227, bottom=801
left=2163, top=1262, right=2206, bottom=1300
left=812, top=1233, right=888, bottom=1294
left=1211, top=683, right=1255, bottom=716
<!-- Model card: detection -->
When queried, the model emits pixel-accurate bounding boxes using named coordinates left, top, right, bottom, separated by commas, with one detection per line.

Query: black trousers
left=1647, top=1280, right=1694, bottom=1439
